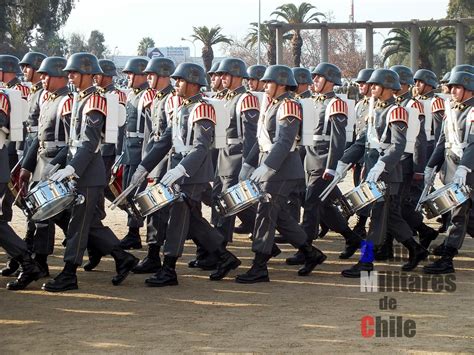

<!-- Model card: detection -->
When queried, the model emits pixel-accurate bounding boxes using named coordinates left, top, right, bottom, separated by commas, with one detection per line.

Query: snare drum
left=216, top=180, right=262, bottom=217
left=24, top=180, right=78, bottom=222
left=132, top=183, right=180, bottom=217
left=420, top=182, right=472, bottom=219
left=336, top=181, right=386, bottom=217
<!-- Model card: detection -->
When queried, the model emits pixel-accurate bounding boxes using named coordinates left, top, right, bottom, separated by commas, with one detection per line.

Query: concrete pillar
left=410, top=23, right=420, bottom=72
left=321, top=25, right=329, bottom=62
left=455, top=22, right=466, bottom=65
left=366, top=26, right=374, bottom=68
left=275, top=26, right=283, bottom=65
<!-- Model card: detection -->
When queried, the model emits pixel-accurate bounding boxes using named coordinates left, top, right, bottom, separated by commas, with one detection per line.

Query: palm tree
left=271, top=2, right=325, bottom=67
left=191, top=25, right=232, bottom=73
left=381, top=27, right=455, bottom=71
left=137, top=37, right=155, bottom=56
left=245, top=21, right=292, bottom=65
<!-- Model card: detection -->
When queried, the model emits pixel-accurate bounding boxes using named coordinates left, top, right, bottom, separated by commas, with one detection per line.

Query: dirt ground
left=1, top=177, right=473, bottom=354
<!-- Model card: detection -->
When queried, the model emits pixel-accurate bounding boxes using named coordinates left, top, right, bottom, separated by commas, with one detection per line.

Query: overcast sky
left=63, top=0, right=450, bottom=57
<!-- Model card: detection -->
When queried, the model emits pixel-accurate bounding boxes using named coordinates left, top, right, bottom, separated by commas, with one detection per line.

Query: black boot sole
left=298, top=254, right=327, bottom=276
left=209, top=259, right=242, bottom=281
left=423, top=267, right=455, bottom=274
left=235, top=275, right=270, bottom=284
left=402, top=251, right=430, bottom=271
left=145, top=279, right=179, bottom=287
left=112, top=258, right=139, bottom=286
left=42, top=284, right=79, bottom=292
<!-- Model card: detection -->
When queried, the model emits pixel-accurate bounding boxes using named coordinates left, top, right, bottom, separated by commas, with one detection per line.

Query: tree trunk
left=291, top=31, right=303, bottom=67
left=202, top=46, right=214, bottom=73
left=268, top=35, right=276, bottom=65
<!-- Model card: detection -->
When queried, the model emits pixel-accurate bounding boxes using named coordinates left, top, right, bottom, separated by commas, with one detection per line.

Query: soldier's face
left=371, top=84, right=383, bottom=99
left=40, top=73, right=50, bottom=90
left=175, top=78, right=187, bottom=97
left=147, top=73, right=158, bottom=89
left=248, top=78, right=258, bottom=91
left=450, top=85, right=467, bottom=102
left=358, top=82, right=370, bottom=96
left=68, top=71, right=81, bottom=87
left=22, top=65, right=34, bottom=82
left=210, top=73, right=222, bottom=90
left=414, top=80, right=426, bottom=95
left=264, top=81, right=277, bottom=98
left=312, top=75, right=326, bottom=93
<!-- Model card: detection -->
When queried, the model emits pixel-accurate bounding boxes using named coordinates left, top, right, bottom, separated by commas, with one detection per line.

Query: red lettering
left=361, top=316, right=374, bottom=338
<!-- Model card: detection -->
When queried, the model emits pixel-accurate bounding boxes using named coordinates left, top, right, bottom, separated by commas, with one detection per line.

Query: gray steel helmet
left=312, top=62, right=342, bottom=86
left=261, top=65, right=297, bottom=89
left=208, top=61, right=221, bottom=75
left=19, top=52, right=47, bottom=70
left=122, top=57, right=149, bottom=75
left=414, top=69, right=438, bottom=88
left=247, top=65, right=266, bottom=80
left=216, top=58, right=248, bottom=78
left=451, top=64, right=474, bottom=75
left=171, top=62, right=208, bottom=87
left=144, top=57, right=176, bottom=77
left=355, top=68, right=375, bottom=83
left=99, top=59, right=118, bottom=77
left=292, top=67, right=313, bottom=85
left=367, top=69, right=401, bottom=91
left=440, top=72, right=450, bottom=84
left=390, top=65, right=414, bottom=85
left=37, top=57, right=68, bottom=77
left=64, top=52, right=103, bottom=75
left=448, top=71, right=474, bottom=91
left=0, top=55, right=21, bottom=74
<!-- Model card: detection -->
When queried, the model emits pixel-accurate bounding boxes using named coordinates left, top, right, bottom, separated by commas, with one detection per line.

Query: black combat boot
left=83, top=248, right=103, bottom=271
left=6, top=254, right=42, bottom=290
left=42, top=262, right=78, bottom=292
left=438, top=213, right=450, bottom=233
left=401, top=238, right=429, bottom=271
left=119, top=227, right=142, bottom=250
left=209, top=249, right=241, bottom=281
left=271, top=243, right=281, bottom=257
left=341, top=240, right=374, bottom=278
left=34, top=253, right=50, bottom=278
left=298, top=244, right=327, bottom=276
left=418, top=224, right=439, bottom=249
left=339, top=228, right=362, bottom=259
left=1, top=258, right=20, bottom=277
left=353, top=214, right=368, bottom=239
left=132, top=244, right=161, bottom=274
left=374, top=235, right=394, bottom=261
left=318, top=222, right=329, bottom=238
left=145, top=256, right=179, bottom=287
left=285, top=250, right=305, bottom=265
left=423, top=246, right=457, bottom=274
left=111, top=247, right=139, bottom=285
left=234, top=222, right=253, bottom=234
left=235, top=253, right=270, bottom=284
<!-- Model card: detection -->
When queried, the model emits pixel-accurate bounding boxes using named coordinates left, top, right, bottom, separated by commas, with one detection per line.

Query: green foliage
left=191, top=26, right=232, bottom=72
left=137, top=37, right=155, bottom=56
left=88, top=30, right=107, bottom=58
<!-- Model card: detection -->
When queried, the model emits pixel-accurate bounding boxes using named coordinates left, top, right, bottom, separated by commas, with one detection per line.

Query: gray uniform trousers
left=398, top=156, right=425, bottom=231
left=252, top=180, right=307, bottom=255
left=123, top=163, right=144, bottom=229
left=0, top=183, right=28, bottom=258
left=163, top=183, right=224, bottom=258
left=64, top=186, right=120, bottom=265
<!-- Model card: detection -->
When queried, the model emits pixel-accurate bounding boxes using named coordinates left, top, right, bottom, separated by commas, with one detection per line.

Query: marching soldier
left=208, top=61, right=227, bottom=98
left=247, top=65, right=266, bottom=92
left=132, top=57, right=179, bottom=274
left=130, top=62, right=241, bottom=287
left=289, top=63, right=361, bottom=266
left=19, top=56, right=73, bottom=276
left=350, top=68, right=374, bottom=238
left=82, top=59, right=127, bottom=271
left=423, top=70, right=474, bottom=274
left=42, top=53, right=138, bottom=292
left=212, top=58, right=259, bottom=245
left=0, top=54, right=43, bottom=290
left=336, top=69, right=428, bottom=277
left=236, top=65, right=326, bottom=283
left=119, top=57, right=150, bottom=250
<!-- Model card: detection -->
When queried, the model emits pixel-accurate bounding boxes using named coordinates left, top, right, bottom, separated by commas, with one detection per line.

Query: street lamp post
left=181, top=38, right=196, bottom=62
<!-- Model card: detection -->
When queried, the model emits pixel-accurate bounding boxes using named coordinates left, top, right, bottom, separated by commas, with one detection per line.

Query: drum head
left=30, top=195, right=75, bottom=222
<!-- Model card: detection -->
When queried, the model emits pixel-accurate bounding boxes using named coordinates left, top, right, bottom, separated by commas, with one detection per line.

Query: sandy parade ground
left=0, top=175, right=473, bottom=354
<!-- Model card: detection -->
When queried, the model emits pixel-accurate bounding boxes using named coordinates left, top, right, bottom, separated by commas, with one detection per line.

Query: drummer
left=0, top=54, right=43, bottom=290
left=335, top=68, right=428, bottom=277
left=129, top=62, right=241, bottom=287
left=19, top=56, right=73, bottom=277
left=423, top=70, right=474, bottom=274
left=236, top=65, right=326, bottom=283
left=41, top=53, right=139, bottom=292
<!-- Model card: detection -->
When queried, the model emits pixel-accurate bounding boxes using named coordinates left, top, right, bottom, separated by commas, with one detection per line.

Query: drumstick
left=319, top=164, right=352, bottom=202
left=109, top=181, right=140, bottom=210
left=12, top=183, right=23, bottom=206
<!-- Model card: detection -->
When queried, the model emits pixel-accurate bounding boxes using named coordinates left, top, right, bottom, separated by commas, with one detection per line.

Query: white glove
left=424, top=166, right=435, bottom=187
left=49, top=165, right=76, bottom=181
left=453, top=165, right=471, bottom=187
left=161, top=164, right=187, bottom=186
left=366, top=160, right=385, bottom=183
left=40, top=163, right=56, bottom=181
left=130, top=165, right=148, bottom=186
left=335, top=161, right=349, bottom=179
left=239, top=163, right=255, bottom=181
left=250, top=163, right=273, bottom=183
left=16, top=150, right=23, bottom=160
